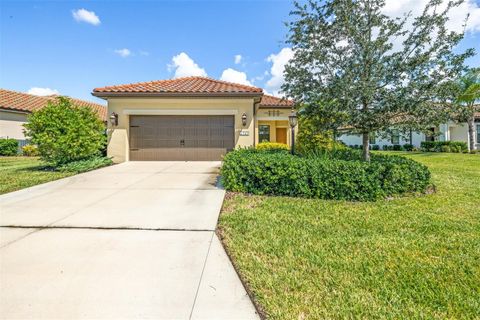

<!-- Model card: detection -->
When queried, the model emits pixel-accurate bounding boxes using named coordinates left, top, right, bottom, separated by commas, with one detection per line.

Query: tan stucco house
left=92, top=77, right=295, bottom=162
left=0, top=88, right=106, bottom=146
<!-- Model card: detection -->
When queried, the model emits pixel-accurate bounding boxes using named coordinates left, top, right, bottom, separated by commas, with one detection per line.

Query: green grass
left=219, top=152, right=480, bottom=319
left=0, top=157, right=74, bottom=194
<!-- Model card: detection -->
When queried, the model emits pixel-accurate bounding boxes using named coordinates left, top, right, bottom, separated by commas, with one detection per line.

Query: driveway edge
left=215, top=192, right=266, bottom=320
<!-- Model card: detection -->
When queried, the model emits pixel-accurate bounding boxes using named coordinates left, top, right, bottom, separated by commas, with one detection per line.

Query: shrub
left=349, top=145, right=362, bottom=150
left=440, top=145, right=451, bottom=153
left=24, top=97, right=106, bottom=165
left=392, top=144, right=402, bottom=151
left=403, top=144, right=414, bottom=151
left=56, top=156, right=113, bottom=173
left=256, top=142, right=289, bottom=152
left=420, top=141, right=468, bottom=153
left=22, top=145, right=39, bottom=156
left=221, top=149, right=431, bottom=201
left=296, top=118, right=347, bottom=153
left=0, top=138, right=18, bottom=156
left=371, top=144, right=380, bottom=150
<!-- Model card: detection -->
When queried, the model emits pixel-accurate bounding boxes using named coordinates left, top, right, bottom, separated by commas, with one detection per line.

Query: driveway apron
left=0, top=161, right=259, bottom=319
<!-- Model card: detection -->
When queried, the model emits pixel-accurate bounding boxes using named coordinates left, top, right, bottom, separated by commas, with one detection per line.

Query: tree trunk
left=362, top=132, right=370, bottom=161
left=467, top=116, right=476, bottom=151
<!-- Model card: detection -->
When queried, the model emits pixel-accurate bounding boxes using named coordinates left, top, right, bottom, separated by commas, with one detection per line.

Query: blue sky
left=1, top=0, right=479, bottom=104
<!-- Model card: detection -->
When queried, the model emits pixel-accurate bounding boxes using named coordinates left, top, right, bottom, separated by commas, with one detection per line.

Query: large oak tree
left=283, top=0, right=474, bottom=160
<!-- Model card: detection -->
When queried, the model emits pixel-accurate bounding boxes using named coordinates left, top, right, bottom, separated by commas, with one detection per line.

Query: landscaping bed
left=221, top=148, right=431, bottom=201
left=218, top=152, right=480, bottom=319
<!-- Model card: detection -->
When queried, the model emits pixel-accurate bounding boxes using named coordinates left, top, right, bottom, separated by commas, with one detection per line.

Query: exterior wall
left=255, top=108, right=296, bottom=146
left=256, top=120, right=291, bottom=145
left=106, top=97, right=256, bottom=163
left=338, top=131, right=425, bottom=147
left=338, top=121, right=480, bottom=149
left=449, top=121, right=480, bottom=150
left=0, top=110, right=28, bottom=140
left=449, top=123, right=468, bottom=143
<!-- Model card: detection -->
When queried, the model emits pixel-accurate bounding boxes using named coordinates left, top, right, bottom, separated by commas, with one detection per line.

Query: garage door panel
left=130, top=148, right=185, bottom=161
left=129, top=115, right=234, bottom=161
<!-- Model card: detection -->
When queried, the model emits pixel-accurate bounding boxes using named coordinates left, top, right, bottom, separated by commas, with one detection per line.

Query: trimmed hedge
left=221, top=149, right=431, bottom=201
left=256, top=142, right=289, bottom=152
left=0, top=138, right=18, bottom=156
left=420, top=141, right=468, bottom=153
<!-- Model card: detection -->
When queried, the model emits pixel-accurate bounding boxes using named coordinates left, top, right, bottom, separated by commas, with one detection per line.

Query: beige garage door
left=129, top=115, right=235, bottom=161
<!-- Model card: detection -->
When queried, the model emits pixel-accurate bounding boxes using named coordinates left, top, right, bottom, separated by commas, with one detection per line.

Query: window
left=477, top=124, right=480, bottom=144
left=391, top=130, right=400, bottom=145
left=259, top=125, right=270, bottom=142
left=369, top=132, right=376, bottom=144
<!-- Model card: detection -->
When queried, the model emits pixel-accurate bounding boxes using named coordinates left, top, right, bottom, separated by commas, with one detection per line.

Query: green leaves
left=284, top=0, right=474, bottom=160
left=220, top=149, right=431, bottom=201
left=0, top=139, right=19, bottom=156
left=23, top=96, right=106, bottom=166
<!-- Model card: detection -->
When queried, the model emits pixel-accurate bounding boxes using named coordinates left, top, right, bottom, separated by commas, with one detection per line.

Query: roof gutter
left=0, top=107, right=31, bottom=114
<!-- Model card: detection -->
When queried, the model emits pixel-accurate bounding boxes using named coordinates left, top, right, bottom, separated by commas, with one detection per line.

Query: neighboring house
left=92, top=77, right=295, bottom=162
left=0, top=88, right=107, bottom=145
left=338, top=113, right=480, bottom=150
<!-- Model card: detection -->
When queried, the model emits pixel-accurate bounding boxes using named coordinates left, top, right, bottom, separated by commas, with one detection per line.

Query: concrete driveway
left=0, top=162, right=259, bottom=320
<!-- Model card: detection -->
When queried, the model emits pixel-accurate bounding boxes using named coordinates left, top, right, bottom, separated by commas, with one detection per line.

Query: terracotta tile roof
left=259, top=94, right=294, bottom=108
left=92, top=76, right=263, bottom=96
left=0, top=88, right=107, bottom=121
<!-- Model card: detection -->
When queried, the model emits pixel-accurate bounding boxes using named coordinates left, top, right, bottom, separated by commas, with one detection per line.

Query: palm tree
left=457, top=68, right=480, bottom=151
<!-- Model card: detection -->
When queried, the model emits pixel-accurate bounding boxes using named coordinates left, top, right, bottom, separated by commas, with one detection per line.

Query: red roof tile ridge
left=93, top=76, right=263, bottom=93
left=189, top=76, right=263, bottom=92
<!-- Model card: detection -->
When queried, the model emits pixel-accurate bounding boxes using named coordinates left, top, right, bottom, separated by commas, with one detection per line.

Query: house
left=338, top=114, right=480, bottom=151
left=92, top=77, right=295, bottom=162
left=0, top=89, right=107, bottom=146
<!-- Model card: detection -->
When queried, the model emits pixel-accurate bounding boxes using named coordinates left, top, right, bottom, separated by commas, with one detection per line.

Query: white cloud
left=265, top=48, right=294, bottom=97
left=220, top=68, right=253, bottom=86
left=72, top=9, right=100, bottom=26
left=114, top=48, right=131, bottom=57
left=234, top=54, right=242, bottom=64
left=168, top=52, right=207, bottom=78
left=27, top=87, right=59, bottom=96
left=383, top=0, right=480, bottom=33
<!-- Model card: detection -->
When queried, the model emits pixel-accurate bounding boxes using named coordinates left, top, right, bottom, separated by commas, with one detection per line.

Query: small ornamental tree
left=283, top=0, right=474, bottom=161
left=24, top=97, right=106, bottom=165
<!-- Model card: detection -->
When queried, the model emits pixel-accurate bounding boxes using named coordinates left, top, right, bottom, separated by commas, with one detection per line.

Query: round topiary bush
left=221, top=149, right=431, bottom=201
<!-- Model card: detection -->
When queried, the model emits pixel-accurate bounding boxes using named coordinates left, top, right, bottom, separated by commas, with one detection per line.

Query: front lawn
left=219, top=152, right=480, bottom=319
left=0, top=157, right=74, bottom=194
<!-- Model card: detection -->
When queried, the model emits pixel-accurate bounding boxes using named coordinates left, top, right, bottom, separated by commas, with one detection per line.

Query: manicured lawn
left=219, top=152, right=480, bottom=319
left=0, top=157, right=74, bottom=194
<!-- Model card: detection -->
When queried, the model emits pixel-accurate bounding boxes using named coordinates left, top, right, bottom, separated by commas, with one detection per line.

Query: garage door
left=129, top=115, right=235, bottom=161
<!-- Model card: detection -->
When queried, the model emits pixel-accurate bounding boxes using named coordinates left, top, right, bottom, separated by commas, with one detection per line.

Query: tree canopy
left=283, top=0, right=474, bottom=160
left=24, top=97, right=106, bottom=165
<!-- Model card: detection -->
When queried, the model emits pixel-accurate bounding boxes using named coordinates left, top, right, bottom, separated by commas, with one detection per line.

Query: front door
left=276, top=128, right=287, bottom=144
